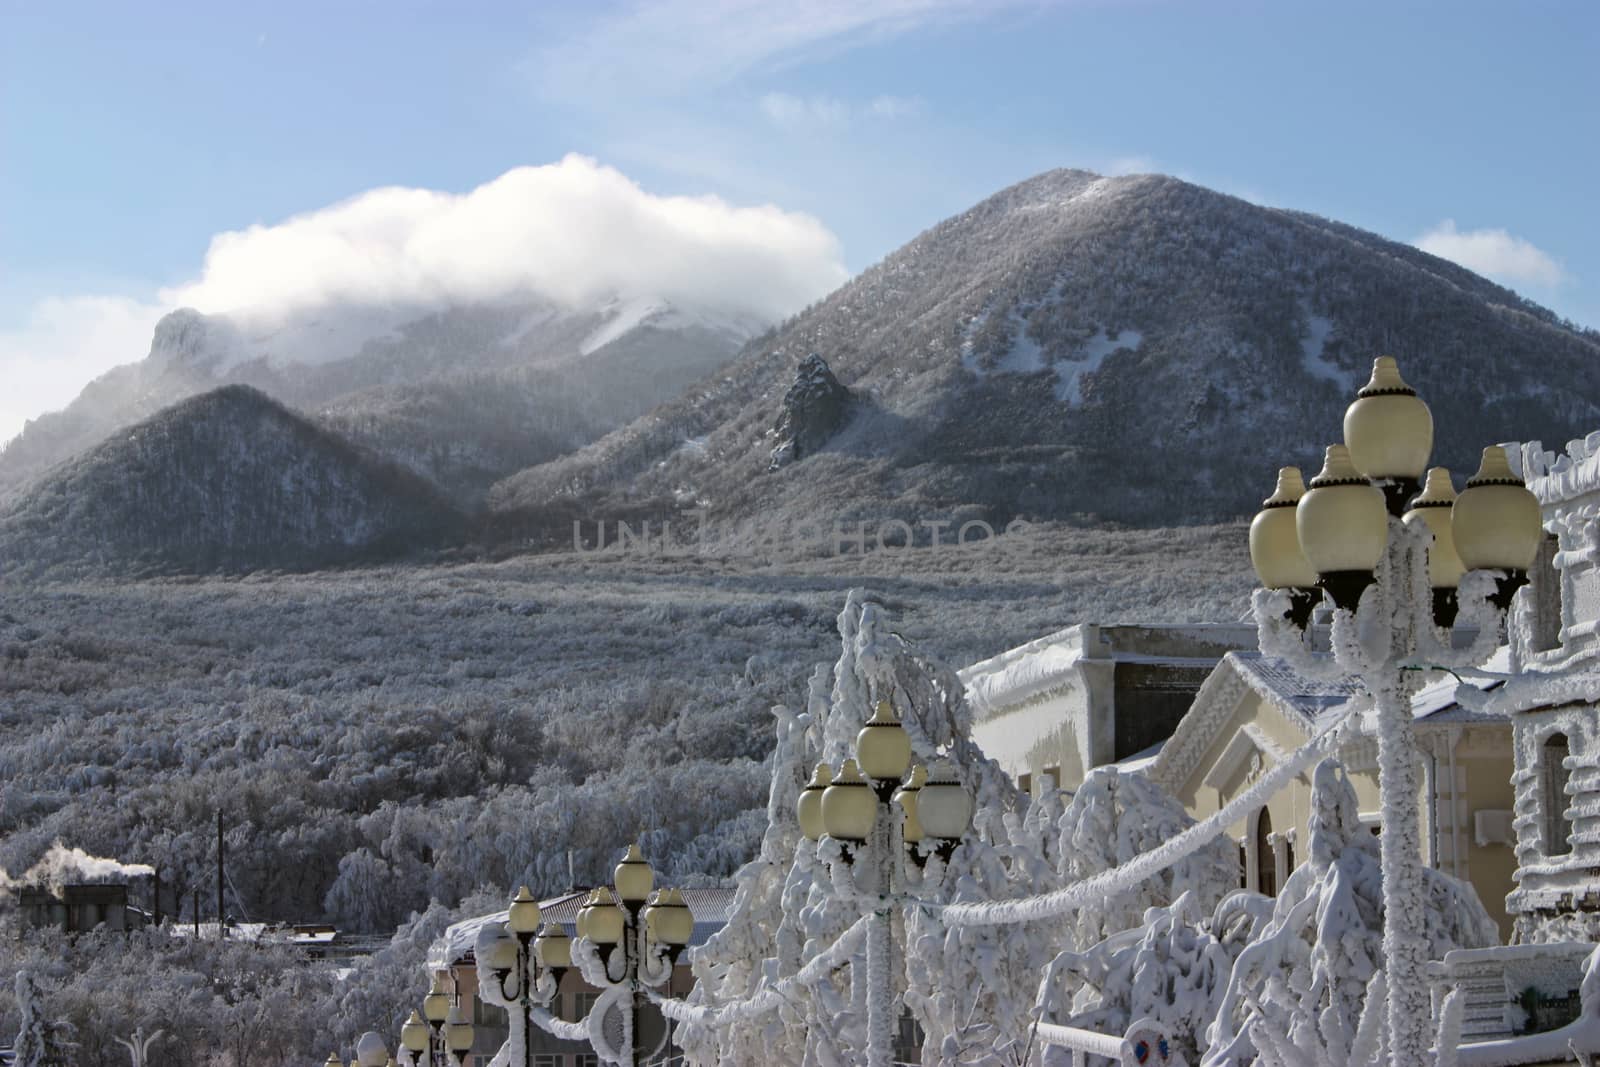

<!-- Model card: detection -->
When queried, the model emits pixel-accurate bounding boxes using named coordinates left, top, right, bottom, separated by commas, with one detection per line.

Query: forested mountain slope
left=0, top=385, right=461, bottom=575
left=0, top=297, right=753, bottom=509
left=492, top=170, right=1600, bottom=529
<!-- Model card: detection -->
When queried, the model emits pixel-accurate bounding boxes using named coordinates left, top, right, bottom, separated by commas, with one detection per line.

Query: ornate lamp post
left=797, top=700, right=975, bottom=1067
left=1249, top=356, right=1542, bottom=1065
left=568, top=845, right=696, bottom=1066
left=477, top=886, right=572, bottom=1067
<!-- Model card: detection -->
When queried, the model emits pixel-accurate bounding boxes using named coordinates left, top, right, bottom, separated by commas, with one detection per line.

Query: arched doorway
left=1254, top=807, right=1277, bottom=897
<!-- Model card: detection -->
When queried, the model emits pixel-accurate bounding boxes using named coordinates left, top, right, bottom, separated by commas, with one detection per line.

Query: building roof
left=429, top=887, right=738, bottom=970
left=958, top=622, right=1256, bottom=718
left=1149, top=648, right=1511, bottom=792
left=1229, top=652, right=1361, bottom=729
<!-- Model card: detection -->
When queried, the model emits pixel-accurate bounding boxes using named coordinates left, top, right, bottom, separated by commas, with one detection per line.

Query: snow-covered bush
left=1059, top=765, right=1241, bottom=947
left=1203, top=760, right=1499, bottom=1067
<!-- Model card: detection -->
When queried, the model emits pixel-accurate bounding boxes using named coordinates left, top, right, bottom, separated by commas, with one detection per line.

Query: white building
left=960, top=623, right=1256, bottom=795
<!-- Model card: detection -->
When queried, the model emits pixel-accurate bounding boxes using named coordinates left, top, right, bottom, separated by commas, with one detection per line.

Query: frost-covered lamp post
left=399, top=1010, right=429, bottom=1067
left=797, top=700, right=974, bottom=1067
left=354, top=1032, right=390, bottom=1067
left=568, top=845, right=696, bottom=1065
left=443, top=1004, right=474, bottom=1067
left=418, top=971, right=452, bottom=1067
left=1250, top=356, right=1542, bottom=1065
left=476, top=886, right=570, bottom=1067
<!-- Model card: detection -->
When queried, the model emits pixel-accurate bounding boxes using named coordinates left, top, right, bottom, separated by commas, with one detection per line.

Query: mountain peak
left=0, top=384, right=460, bottom=576
left=491, top=168, right=1600, bottom=530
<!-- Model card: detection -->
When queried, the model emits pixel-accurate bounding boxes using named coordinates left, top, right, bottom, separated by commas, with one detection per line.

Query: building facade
left=961, top=623, right=1257, bottom=795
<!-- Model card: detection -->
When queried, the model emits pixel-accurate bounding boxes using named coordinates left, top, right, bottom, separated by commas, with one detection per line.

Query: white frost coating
left=1454, top=946, right=1600, bottom=1066
left=939, top=711, right=1355, bottom=927
left=653, top=914, right=870, bottom=1027
left=1201, top=761, right=1497, bottom=1067
left=677, top=592, right=1049, bottom=1064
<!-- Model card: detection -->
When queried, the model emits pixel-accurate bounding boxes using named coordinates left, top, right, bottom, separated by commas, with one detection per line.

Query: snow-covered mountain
left=0, top=385, right=461, bottom=575
left=490, top=170, right=1600, bottom=530
left=0, top=293, right=759, bottom=507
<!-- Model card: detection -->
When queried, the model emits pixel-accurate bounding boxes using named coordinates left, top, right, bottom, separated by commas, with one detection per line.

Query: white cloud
left=1414, top=219, right=1567, bottom=287
left=0, top=155, right=849, bottom=444
left=0, top=295, right=167, bottom=445
left=537, top=0, right=1043, bottom=98
left=760, top=92, right=852, bottom=127
left=1105, top=155, right=1156, bottom=176
left=866, top=94, right=923, bottom=119
left=164, top=153, right=846, bottom=322
left=760, top=92, right=924, bottom=128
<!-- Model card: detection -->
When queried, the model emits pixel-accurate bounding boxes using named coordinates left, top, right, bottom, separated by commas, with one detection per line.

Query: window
left=1530, top=533, right=1562, bottom=653
left=1543, top=733, right=1573, bottom=857
left=533, top=1056, right=561, bottom=1067
left=895, top=1010, right=925, bottom=1062
left=574, top=1055, right=599, bottom=1067
left=568, top=990, right=601, bottom=1022
left=1253, top=807, right=1277, bottom=897
left=1042, top=764, right=1061, bottom=791
left=1017, top=772, right=1032, bottom=795
left=473, top=996, right=507, bottom=1027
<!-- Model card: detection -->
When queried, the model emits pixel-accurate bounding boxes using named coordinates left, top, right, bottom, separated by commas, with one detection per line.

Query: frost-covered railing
left=937, top=706, right=1356, bottom=926
left=1035, top=1018, right=1182, bottom=1067
left=647, top=913, right=870, bottom=1027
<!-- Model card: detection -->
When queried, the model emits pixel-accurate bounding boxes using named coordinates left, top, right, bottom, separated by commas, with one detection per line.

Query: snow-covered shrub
left=1059, top=765, right=1241, bottom=947
left=1203, top=760, right=1499, bottom=1067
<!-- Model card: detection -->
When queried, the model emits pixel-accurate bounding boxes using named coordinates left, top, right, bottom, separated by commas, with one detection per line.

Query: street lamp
left=443, top=1004, right=474, bottom=1067
left=1250, top=355, right=1542, bottom=1066
left=420, top=971, right=451, bottom=1067
left=567, top=845, right=696, bottom=1066
left=355, top=1032, right=389, bottom=1067
left=399, top=1010, right=429, bottom=1067
left=477, top=887, right=570, bottom=1067
left=799, top=699, right=974, bottom=1067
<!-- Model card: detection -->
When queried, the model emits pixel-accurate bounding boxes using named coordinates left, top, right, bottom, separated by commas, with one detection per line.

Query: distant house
left=960, top=623, right=1257, bottom=795
left=432, top=887, right=737, bottom=1067
left=1146, top=650, right=1518, bottom=939
left=18, top=883, right=145, bottom=934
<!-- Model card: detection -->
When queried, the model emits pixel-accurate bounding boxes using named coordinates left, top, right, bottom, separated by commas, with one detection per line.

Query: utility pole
left=216, top=810, right=225, bottom=939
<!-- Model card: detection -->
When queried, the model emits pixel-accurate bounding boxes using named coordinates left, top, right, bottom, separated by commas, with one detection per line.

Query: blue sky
left=2, top=0, right=1596, bottom=439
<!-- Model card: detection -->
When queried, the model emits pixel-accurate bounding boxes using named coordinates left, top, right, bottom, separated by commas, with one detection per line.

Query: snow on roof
left=1112, top=741, right=1164, bottom=775
left=959, top=624, right=1089, bottom=716
left=1229, top=653, right=1361, bottom=728
left=959, top=623, right=1253, bottom=717
left=429, top=887, right=737, bottom=970
left=1514, top=432, right=1600, bottom=508
left=1150, top=648, right=1512, bottom=792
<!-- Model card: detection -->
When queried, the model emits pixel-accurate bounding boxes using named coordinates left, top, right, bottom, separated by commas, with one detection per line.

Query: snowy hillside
left=491, top=169, right=1600, bottom=529
left=0, top=294, right=759, bottom=507
left=0, top=385, right=461, bottom=575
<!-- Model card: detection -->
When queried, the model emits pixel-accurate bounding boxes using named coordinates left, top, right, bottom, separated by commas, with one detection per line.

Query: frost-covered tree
left=13, top=972, right=73, bottom=1067
left=1059, top=765, right=1241, bottom=947
left=679, top=591, right=1069, bottom=1065
left=1202, top=760, right=1500, bottom=1067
